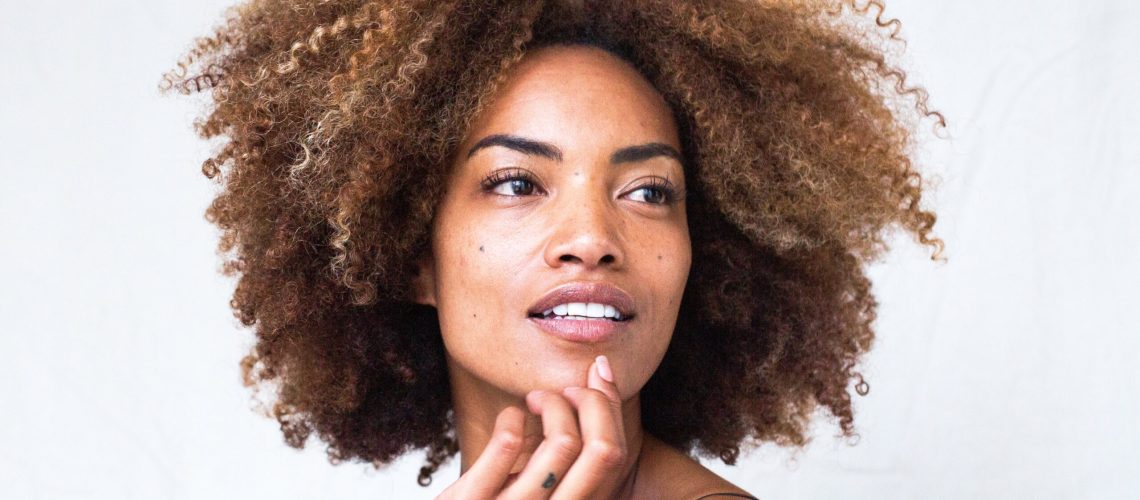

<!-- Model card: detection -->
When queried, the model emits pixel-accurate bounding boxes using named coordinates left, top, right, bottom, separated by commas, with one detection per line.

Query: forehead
left=461, top=44, right=680, bottom=152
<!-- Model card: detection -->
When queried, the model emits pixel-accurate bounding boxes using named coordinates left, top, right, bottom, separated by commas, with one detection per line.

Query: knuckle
left=587, top=440, right=626, bottom=468
left=495, top=429, right=524, bottom=455
left=550, top=432, right=583, bottom=459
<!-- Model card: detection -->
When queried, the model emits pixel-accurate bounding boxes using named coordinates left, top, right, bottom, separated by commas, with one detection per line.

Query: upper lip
left=528, top=282, right=636, bottom=319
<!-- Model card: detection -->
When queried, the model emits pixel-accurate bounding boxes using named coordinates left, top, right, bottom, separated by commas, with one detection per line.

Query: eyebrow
left=465, top=134, right=683, bottom=166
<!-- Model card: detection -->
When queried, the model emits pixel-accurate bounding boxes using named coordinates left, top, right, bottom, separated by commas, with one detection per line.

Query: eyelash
left=479, top=168, right=683, bottom=205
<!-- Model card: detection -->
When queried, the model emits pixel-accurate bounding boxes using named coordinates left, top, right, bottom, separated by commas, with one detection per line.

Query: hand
left=436, top=355, right=629, bottom=499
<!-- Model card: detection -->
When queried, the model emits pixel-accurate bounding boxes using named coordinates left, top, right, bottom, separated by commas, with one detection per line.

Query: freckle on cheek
left=657, top=255, right=662, bottom=260
left=479, top=245, right=484, bottom=252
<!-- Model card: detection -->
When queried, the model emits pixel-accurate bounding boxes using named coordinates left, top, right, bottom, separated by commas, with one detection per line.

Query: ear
left=409, top=253, right=437, bottom=307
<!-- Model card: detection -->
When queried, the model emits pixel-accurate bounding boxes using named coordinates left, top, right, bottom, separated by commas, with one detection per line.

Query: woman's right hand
left=435, top=356, right=629, bottom=500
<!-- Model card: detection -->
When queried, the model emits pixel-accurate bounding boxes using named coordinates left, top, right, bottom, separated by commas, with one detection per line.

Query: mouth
left=526, top=282, right=636, bottom=322
left=526, top=306, right=633, bottom=322
left=526, top=282, right=637, bottom=343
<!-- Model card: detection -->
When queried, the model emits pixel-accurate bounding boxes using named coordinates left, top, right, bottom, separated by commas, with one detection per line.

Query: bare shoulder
left=634, top=434, right=757, bottom=500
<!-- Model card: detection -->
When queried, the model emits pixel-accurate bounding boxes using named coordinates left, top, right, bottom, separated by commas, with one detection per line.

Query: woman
left=162, top=0, right=944, bottom=497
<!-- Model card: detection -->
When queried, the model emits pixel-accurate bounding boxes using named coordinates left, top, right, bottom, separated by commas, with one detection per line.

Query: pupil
left=510, top=179, right=531, bottom=195
left=644, top=188, right=663, bottom=204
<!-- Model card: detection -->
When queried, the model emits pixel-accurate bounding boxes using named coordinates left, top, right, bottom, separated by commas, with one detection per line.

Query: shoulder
left=635, top=434, right=757, bottom=500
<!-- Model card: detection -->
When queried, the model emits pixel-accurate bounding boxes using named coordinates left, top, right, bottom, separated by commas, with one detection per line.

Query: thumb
left=587, top=355, right=621, bottom=406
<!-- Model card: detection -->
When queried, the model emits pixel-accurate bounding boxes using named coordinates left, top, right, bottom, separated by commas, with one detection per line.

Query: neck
left=449, top=358, right=645, bottom=498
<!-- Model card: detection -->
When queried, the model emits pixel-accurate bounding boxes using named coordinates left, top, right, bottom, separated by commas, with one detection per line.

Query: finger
left=441, top=405, right=526, bottom=499
left=552, top=360, right=628, bottom=499
left=577, top=356, right=625, bottom=441
left=500, top=390, right=582, bottom=499
left=588, top=354, right=621, bottom=407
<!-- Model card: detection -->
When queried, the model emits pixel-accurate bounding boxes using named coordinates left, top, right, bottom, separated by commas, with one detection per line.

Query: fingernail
left=595, top=355, right=614, bottom=383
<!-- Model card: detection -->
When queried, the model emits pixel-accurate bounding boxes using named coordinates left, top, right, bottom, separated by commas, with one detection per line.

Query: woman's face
left=413, top=44, right=691, bottom=400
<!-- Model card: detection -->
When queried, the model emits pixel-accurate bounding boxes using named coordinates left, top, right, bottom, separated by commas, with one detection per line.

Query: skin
left=412, top=45, right=750, bottom=499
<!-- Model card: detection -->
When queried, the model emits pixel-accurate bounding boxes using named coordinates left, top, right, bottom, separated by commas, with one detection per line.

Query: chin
left=517, top=359, right=592, bottom=392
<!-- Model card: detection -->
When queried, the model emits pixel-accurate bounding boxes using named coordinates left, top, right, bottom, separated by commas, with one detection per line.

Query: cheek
left=623, top=222, right=691, bottom=373
left=659, top=237, right=691, bottom=280
left=435, top=241, right=499, bottom=327
left=431, top=221, right=532, bottom=349
left=646, top=222, right=692, bottom=302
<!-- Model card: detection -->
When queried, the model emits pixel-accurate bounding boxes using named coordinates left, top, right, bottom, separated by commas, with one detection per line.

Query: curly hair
left=161, top=0, right=945, bottom=486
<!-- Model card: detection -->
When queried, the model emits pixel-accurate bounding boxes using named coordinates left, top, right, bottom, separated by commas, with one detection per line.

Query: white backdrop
left=2, top=1, right=1137, bottom=498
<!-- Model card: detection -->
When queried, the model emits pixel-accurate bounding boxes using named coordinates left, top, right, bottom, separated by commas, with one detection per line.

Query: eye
left=628, top=186, right=668, bottom=204
left=493, top=178, right=536, bottom=196
left=625, top=178, right=680, bottom=205
left=480, top=168, right=542, bottom=197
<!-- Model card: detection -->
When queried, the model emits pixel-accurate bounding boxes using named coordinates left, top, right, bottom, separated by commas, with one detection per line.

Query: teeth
left=539, top=302, right=625, bottom=320
left=604, top=305, right=616, bottom=318
left=586, top=303, right=605, bottom=317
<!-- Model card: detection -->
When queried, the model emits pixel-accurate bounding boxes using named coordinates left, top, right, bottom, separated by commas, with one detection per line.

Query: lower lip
left=528, top=316, right=630, bottom=343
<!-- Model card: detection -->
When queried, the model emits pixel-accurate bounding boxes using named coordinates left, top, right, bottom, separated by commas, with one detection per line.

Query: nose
left=542, top=186, right=625, bottom=271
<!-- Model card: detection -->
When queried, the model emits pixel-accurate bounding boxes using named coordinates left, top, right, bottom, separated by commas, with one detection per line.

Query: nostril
left=555, top=253, right=617, bottom=266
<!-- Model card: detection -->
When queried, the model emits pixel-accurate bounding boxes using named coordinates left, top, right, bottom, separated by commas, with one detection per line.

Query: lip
left=527, top=282, right=637, bottom=344
left=529, top=315, right=631, bottom=343
left=527, top=282, right=636, bottom=319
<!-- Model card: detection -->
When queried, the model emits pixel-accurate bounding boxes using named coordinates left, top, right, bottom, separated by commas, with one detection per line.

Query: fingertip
left=595, top=355, right=614, bottom=383
left=525, top=390, right=544, bottom=414
left=496, top=404, right=526, bottom=428
left=500, top=403, right=526, bottom=419
left=587, top=358, right=621, bottom=405
left=587, top=368, right=602, bottom=392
